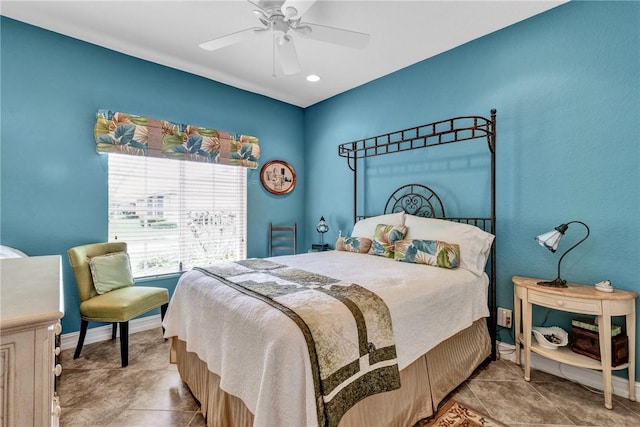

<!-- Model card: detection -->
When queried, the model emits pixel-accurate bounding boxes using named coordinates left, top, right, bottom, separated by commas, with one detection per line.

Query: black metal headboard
left=383, top=184, right=445, bottom=218
left=381, top=183, right=494, bottom=234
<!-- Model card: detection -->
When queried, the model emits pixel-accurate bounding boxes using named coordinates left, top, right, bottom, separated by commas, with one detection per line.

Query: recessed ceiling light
left=306, top=74, right=320, bottom=82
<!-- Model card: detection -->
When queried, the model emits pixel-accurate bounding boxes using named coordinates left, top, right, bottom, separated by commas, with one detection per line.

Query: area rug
left=424, top=399, right=506, bottom=427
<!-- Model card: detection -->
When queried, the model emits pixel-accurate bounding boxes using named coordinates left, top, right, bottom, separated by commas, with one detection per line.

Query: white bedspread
left=162, top=251, right=489, bottom=427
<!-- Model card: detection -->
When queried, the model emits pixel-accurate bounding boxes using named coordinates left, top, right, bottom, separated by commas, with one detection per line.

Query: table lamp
left=314, top=216, right=329, bottom=251
left=534, top=220, right=590, bottom=287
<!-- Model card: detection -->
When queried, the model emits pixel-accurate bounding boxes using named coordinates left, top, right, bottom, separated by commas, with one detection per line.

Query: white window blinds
left=108, top=153, right=247, bottom=278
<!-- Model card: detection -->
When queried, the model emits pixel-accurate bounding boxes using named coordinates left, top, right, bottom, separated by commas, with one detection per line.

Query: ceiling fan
left=199, top=0, right=370, bottom=76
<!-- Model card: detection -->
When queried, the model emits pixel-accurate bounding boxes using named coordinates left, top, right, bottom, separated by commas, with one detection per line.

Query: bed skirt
left=171, top=317, right=490, bottom=427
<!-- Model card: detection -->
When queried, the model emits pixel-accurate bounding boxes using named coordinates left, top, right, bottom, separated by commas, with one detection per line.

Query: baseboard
left=497, top=341, right=640, bottom=400
left=60, top=315, right=163, bottom=351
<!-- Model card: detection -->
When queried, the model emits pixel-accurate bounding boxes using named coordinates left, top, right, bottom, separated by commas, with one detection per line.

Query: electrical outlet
left=497, top=307, right=512, bottom=328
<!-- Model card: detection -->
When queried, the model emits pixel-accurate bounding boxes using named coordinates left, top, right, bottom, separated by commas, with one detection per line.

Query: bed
left=162, top=111, right=497, bottom=426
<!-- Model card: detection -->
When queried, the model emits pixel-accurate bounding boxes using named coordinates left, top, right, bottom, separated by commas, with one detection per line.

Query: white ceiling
left=2, top=0, right=566, bottom=108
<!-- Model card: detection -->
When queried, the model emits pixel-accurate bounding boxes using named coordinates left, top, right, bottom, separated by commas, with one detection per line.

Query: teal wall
left=304, top=1, right=640, bottom=378
left=0, top=17, right=305, bottom=334
left=2, top=1, right=639, bottom=380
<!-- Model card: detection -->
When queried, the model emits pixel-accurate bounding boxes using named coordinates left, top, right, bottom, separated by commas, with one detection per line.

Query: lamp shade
left=535, top=223, right=569, bottom=253
left=316, top=216, right=329, bottom=234
left=535, top=230, right=563, bottom=252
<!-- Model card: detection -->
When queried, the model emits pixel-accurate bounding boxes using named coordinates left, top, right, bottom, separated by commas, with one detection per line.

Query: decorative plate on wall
left=260, top=160, right=296, bottom=195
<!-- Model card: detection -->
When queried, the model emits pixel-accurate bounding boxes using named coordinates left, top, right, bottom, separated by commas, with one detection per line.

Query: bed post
left=353, top=152, right=358, bottom=224
left=489, top=108, right=497, bottom=361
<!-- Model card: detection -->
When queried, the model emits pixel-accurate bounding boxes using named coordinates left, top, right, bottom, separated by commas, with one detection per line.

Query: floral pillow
left=335, top=236, right=373, bottom=253
left=394, top=239, right=460, bottom=269
left=368, top=224, right=408, bottom=258
left=404, top=215, right=494, bottom=276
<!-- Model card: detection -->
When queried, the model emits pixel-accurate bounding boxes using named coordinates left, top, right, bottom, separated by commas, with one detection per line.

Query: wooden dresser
left=1, top=256, right=64, bottom=426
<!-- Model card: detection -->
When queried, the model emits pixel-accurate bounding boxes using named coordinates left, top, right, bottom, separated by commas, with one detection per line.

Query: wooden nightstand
left=513, top=275, right=637, bottom=409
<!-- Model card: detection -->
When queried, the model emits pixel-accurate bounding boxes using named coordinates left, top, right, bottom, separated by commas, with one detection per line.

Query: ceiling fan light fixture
left=284, top=6, right=298, bottom=18
left=306, top=74, right=320, bottom=82
left=199, top=0, right=370, bottom=76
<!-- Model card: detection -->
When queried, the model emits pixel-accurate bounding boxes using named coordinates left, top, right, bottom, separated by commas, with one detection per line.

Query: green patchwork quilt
left=196, top=259, right=401, bottom=427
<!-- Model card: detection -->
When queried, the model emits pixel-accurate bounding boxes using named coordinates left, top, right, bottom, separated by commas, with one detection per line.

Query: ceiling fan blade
left=297, top=22, right=370, bottom=49
left=281, top=0, right=318, bottom=20
left=199, top=27, right=265, bottom=51
left=247, top=0, right=267, bottom=12
left=276, top=35, right=301, bottom=75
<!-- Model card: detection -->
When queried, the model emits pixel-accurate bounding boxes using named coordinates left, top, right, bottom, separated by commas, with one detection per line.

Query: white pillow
left=351, top=211, right=405, bottom=238
left=404, top=214, right=494, bottom=276
left=0, top=245, right=28, bottom=259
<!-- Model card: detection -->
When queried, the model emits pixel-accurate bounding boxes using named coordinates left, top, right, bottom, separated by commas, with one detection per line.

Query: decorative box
left=571, top=317, right=622, bottom=337
left=571, top=327, right=628, bottom=367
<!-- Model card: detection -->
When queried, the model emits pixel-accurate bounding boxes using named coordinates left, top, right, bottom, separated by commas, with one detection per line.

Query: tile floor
left=450, top=356, right=640, bottom=426
left=58, top=328, right=640, bottom=426
left=59, top=328, right=206, bottom=426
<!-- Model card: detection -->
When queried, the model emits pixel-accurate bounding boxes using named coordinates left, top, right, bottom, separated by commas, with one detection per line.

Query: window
left=108, top=153, right=246, bottom=278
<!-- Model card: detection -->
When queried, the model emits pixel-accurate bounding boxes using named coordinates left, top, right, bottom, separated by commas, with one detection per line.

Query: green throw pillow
left=368, top=224, right=407, bottom=258
left=89, top=252, right=134, bottom=294
left=394, top=239, right=460, bottom=269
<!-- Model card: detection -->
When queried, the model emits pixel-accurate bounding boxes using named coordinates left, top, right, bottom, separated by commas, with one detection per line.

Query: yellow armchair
left=67, top=242, right=169, bottom=367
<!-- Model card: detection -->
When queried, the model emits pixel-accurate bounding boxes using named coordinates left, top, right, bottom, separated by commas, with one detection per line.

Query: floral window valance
left=94, top=110, right=260, bottom=169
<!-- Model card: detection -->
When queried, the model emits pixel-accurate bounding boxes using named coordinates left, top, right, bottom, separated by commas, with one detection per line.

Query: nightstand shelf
left=519, top=333, right=630, bottom=371
left=513, top=275, right=637, bottom=410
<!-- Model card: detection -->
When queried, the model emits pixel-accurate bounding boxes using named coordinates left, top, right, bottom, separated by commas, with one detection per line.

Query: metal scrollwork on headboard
left=383, top=184, right=445, bottom=218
